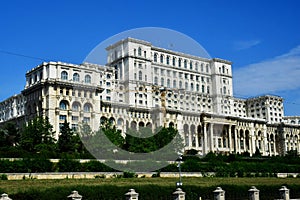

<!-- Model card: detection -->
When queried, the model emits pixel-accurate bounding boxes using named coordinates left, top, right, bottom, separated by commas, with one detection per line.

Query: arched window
left=166, top=56, right=170, bottom=65
left=72, top=102, right=81, bottom=111
left=201, top=63, right=204, bottom=72
left=61, top=71, right=68, bottom=80
left=84, top=103, right=92, bottom=112
left=173, top=80, right=177, bottom=88
left=184, top=59, right=187, bottom=68
left=160, top=54, right=164, bottom=63
left=185, top=82, right=188, bottom=90
left=167, top=79, right=171, bottom=88
left=59, top=101, right=68, bottom=110
left=191, top=83, right=194, bottom=91
left=154, top=53, right=158, bottom=62
left=73, top=73, right=80, bottom=82
left=138, top=47, right=142, bottom=56
left=190, top=61, right=193, bottom=70
left=196, top=84, right=199, bottom=91
left=195, top=62, right=198, bottom=71
left=172, top=57, right=176, bottom=66
left=138, top=71, right=142, bottom=81
left=179, top=81, right=183, bottom=89
left=207, top=86, right=210, bottom=94
left=161, top=78, right=164, bottom=86
left=85, top=74, right=91, bottom=83
left=178, top=58, right=182, bottom=67
left=154, top=76, right=158, bottom=85
left=223, top=86, right=227, bottom=94
left=222, top=65, right=225, bottom=73
left=206, top=64, right=209, bottom=73
left=202, top=85, right=205, bottom=93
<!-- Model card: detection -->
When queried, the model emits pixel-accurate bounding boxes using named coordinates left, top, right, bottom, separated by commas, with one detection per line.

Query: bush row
left=1, top=158, right=300, bottom=175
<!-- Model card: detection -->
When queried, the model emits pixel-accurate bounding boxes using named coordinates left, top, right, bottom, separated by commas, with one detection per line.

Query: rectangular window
left=59, top=115, right=67, bottom=121
left=72, top=116, right=79, bottom=121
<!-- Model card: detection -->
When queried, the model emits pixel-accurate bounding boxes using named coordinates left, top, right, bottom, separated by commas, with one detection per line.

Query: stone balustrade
left=1, top=186, right=300, bottom=200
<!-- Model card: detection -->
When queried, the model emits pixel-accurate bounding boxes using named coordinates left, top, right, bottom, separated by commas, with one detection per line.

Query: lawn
left=1, top=177, right=300, bottom=198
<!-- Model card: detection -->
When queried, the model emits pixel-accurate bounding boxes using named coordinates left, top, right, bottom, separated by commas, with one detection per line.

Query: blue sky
left=0, top=0, right=300, bottom=116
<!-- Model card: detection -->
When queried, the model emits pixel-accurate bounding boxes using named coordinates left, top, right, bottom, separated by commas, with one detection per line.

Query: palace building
left=0, top=37, right=300, bottom=156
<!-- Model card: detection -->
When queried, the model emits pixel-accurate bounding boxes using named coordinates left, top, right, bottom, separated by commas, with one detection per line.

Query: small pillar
left=67, top=191, right=82, bottom=200
left=125, top=189, right=138, bottom=200
left=248, top=186, right=259, bottom=200
left=213, top=187, right=225, bottom=200
left=279, top=186, right=290, bottom=200
left=173, top=188, right=185, bottom=200
left=0, top=193, right=12, bottom=200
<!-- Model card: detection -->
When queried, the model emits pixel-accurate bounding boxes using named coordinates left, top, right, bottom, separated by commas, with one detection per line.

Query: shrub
left=0, top=174, right=7, bottom=180
left=57, top=159, right=81, bottom=172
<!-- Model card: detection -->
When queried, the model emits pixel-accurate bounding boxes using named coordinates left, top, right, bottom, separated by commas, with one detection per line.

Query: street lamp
left=176, top=154, right=183, bottom=187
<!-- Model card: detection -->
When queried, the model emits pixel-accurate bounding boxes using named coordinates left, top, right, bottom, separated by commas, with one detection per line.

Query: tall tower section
left=210, top=58, right=233, bottom=115
left=106, top=38, right=153, bottom=108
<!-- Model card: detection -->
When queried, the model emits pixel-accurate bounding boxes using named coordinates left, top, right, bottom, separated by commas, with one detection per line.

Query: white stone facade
left=0, top=37, right=300, bottom=156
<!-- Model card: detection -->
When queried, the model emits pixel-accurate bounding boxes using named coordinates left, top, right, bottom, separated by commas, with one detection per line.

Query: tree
left=57, top=120, right=74, bottom=153
left=0, top=122, right=20, bottom=147
left=20, top=116, right=56, bottom=152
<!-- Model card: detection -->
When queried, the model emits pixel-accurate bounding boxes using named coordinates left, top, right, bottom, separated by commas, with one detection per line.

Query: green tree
left=0, top=122, right=20, bottom=147
left=57, top=120, right=74, bottom=153
left=20, top=116, right=56, bottom=152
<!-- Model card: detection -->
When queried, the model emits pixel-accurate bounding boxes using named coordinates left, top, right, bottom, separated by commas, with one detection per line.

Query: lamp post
left=176, top=154, right=183, bottom=187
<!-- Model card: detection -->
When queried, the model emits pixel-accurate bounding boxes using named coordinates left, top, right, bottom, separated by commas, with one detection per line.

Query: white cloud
left=233, top=39, right=261, bottom=50
left=233, top=45, right=300, bottom=97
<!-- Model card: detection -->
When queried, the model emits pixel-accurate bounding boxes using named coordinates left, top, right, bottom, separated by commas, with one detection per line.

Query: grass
left=1, top=177, right=300, bottom=195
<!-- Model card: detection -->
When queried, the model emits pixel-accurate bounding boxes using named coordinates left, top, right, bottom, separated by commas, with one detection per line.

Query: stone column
left=0, top=193, right=12, bottom=200
left=67, top=191, right=82, bottom=200
left=210, top=123, right=214, bottom=153
left=173, top=188, right=185, bottom=200
left=234, top=128, right=238, bottom=153
left=203, top=123, right=208, bottom=154
left=213, top=187, right=225, bottom=200
left=279, top=186, right=289, bottom=200
left=228, top=125, right=232, bottom=153
left=125, top=189, right=139, bottom=200
left=195, top=127, right=199, bottom=148
left=248, top=186, right=259, bottom=200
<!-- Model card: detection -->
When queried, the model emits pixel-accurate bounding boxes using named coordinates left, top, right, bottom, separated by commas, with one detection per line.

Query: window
left=206, top=64, right=209, bottom=73
left=72, top=124, right=78, bottom=131
left=201, top=63, right=204, bottom=72
left=106, top=82, right=111, bottom=86
left=190, top=61, right=193, bottom=70
left=72, top=116, right=79, bottom=121
left=202, top=85, right=205, bottom=93
left=196, top=84, right=199, bottom=91
left=138, top=47, right=142, bottom=56
left=72, top=102, right=80, bottom=111
left=160, top=54, right=164, bottom=63
left=73, top=73, right=80, bottom=82
left=61, top=71, right=68, bottom=80
left=179, top=81, right=183, bottom=89
left=172, top=57, right=176, bottom=66
left=178, top=58, right=182, bottom=67
left=195, top=62, right=198, bottom=71
left=83, top=117, right=90, bottom=123
left=59, top=115, right=66, bottom=121
left=167, top=79, right=171, bottom=88
left=161, top=78, right=164, bottom=86
left=173, top=80, right=177, bottom=88
left=84, top=103, right=92, bottom=112
left=191, top=83, right=194, bottom=91
left=184, top=59, right=187, bottom=68
left=154, top=76, right=158, bottom=85
left=154, top=53, right=158, bottom=62
left=85, top=74, right=91, bottom=83
left=138, top=71, right=142, bottom=81
left=185, top=82, right=188, bottom=90
left=59, top=101, right=68, bottom=110
left=166, top=56, right=170, bottom=65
